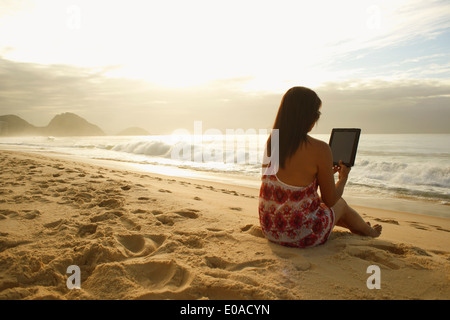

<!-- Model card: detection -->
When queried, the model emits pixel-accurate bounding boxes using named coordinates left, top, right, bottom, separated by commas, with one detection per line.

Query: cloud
left=0, top=57, right=279, bottom=133
left=314, top=79, right=450, bottom=133
left=2, top=0, right=449, bottom=88
left=0, top=57, right=449, bottom=134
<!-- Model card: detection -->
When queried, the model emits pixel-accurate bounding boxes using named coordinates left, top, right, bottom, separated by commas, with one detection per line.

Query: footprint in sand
left=407, top=221, right=429, bottom=231
left=222, top=190, right=239, bottom=196
left=43, top=219, right=79, bottom=235
left=0, top=238, right=32, bottom=253
left=204, top=256, right=274, bottom=272
left=138, top=197, right=156, bottom=202
left=115, top=234, right=166, bottom=256
left=120, top=216, right=142, bottom=231
left=97, top=199, right=124, bottom=209
left=172, top=231, right=205, bottom=249
left=55, top=186, right=68, bottom=193
left=72, top=192, right=94, bottom=206
left=343, top=246, right=403, bottom=270
left=342, top=240, right=431, bottom=270
left=156, top=215, right=175, bottom=226
left=206, top=227, right=223, bottom=232
left=22, top=210, right=41, bottom=220
left=132, top=209, right=148, bottom=214
left=173, top=209, right=200, bottom=219
left=240, top=224, right=265, bottom=239
left=53, top=164, right=65, bottom=170
left=153, top=209, right=199, bottom=226
left=77, top=223, right=98, bottom=237
left=267, top=245, right=312, bottom=272
left=126, top=260, right=192, bottom=293
left=86, top=259, right=193, bottom=299
left=0, top=189, right=13, bottom=196
left=374, top=218, right=399, bottom=225
left=11, top=195, right=31, bottom=204
left=44, top=219, right=66, bottom=229
left=90, top=211, right=123, bottom=223
left=0, top=209, right=19, bottom=219
left=433, top=226, right=450, bottom=233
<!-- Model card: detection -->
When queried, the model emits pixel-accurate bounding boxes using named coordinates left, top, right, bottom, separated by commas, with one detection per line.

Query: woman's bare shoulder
left=307, top=135, right=331, bottom=152
left=307, top=136, right=333, bottom=168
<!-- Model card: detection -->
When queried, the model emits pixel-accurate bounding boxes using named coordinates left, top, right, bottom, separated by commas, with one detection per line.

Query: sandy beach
left=0, top=149, right=449, bottom=300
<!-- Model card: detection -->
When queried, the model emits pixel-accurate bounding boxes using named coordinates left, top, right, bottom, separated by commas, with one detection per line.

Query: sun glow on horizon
left=4, top=0, right=446, bottom=90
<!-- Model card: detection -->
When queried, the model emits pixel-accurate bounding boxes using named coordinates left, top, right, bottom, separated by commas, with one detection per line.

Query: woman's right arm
left=316, top=141, right=350, bottom=207
left=334, top=160, right=350, bottom=199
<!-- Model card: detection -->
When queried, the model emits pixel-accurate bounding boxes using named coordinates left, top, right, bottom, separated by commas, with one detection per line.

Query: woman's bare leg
left=333, top=198, right=382, bottom=237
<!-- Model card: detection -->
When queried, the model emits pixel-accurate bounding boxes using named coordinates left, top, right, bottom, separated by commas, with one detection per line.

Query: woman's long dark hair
left=267, top=86, right=322, bottom=169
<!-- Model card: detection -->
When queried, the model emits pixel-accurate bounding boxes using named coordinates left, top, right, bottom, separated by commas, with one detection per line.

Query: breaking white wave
left=1, top=133, right=449, bottom=204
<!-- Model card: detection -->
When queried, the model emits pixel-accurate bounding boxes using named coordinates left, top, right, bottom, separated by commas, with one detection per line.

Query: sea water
left=1, top=133, right=449, bottom=217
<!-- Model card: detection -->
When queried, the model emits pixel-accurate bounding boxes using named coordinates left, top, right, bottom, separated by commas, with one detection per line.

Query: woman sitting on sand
left=259, top=86, right=382, bottom=248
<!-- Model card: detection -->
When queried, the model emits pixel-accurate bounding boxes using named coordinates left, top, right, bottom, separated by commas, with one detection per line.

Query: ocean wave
left=355, top=160, right=450, bottom=189
left=112, top=140, right=172, bottom=157
left=347, top=181, right=449, bottom=202
left=109, top=140, right=450, bottom=193
left=111, top=139, right=255, bottom=164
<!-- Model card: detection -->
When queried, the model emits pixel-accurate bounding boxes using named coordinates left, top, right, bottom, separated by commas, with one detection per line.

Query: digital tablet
left=328, top=128, right=361, bottom=167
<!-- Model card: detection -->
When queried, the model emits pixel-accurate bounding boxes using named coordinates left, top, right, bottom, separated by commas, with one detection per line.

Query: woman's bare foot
left=367, top=222, right=382, bottom=238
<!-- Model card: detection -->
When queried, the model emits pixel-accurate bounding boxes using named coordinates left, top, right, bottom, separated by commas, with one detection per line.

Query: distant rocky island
left=0, top=113, right=104, bottom=137
left=0, top=113, right=150, bottom=137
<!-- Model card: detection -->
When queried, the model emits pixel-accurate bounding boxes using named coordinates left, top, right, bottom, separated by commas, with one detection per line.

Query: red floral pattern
left=258, top=175, right=335, bottom=248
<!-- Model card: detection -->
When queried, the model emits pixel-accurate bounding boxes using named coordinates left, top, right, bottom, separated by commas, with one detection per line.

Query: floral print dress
left=258, top=174, right=335, bottom=248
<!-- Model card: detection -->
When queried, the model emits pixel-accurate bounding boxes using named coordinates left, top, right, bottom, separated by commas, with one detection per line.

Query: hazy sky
left=0, top=0, right=449, bottom=134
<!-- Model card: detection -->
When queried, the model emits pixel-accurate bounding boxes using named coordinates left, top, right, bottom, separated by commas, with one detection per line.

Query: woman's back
left=275, top=135, right=324, bottom=188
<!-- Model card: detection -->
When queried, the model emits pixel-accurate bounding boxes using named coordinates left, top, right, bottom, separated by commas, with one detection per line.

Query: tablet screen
left=329, top=128, right=361, bottom=167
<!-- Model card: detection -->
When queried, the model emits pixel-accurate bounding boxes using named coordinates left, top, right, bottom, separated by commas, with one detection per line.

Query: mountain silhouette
left=43, top=113, right=104, bottom=136
left=0, top=112, right=105, bottom=137
left=0, top=115, right=37, bottom=136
